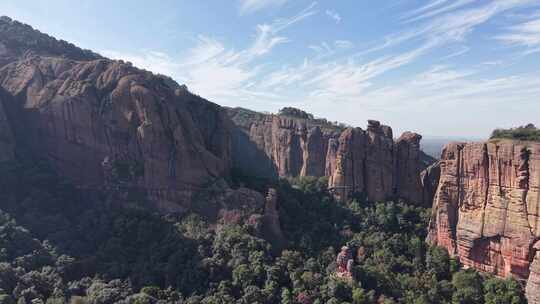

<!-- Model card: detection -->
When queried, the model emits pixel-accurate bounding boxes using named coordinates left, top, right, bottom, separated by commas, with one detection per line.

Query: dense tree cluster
left=490, top=123, right=540, bottom=142
left=277, top=108, right=314, bottom=120
left=0, top=160, right=527, bottom=303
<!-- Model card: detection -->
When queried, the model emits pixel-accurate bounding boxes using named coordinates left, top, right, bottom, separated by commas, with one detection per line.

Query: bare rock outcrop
left=364, top=120, right=395, bottom=202
left=261, top=188, right=286, bottom=252
left=420, top=161, right=440, bottom=206
left=0, top=16, right=232, bottom=211
left=428, top=139, right=540, bottom=303
left=396, top=132, right=425, bottom=203
left=330, top=128, right=366, bottom=202
left=228, top=107, right=434, bottom=204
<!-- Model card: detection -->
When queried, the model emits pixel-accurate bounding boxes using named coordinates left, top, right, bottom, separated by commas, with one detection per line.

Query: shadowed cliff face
left=0, top=16, right=232, bottom=211
left=427, top=139, right=540, bottom=303
left=227, top=107, right=435, bottom=205
left=0, top=88, right=15, bottom=162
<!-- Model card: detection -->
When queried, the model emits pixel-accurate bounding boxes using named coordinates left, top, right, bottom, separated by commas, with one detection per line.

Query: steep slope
left=427, top=139, right=540, bottom=303
left=227, top=107, right=435, bottom=204
left=0, top=88, right=15, bottom=162
left=0, top=16, right=232, bottom=211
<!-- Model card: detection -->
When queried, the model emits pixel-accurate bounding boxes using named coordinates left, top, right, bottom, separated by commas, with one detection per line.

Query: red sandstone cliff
left=227, top=107, right=434, bottom=205
left=0, top=15, right=434, bottom=220
left=527, top=241, right=540, bottom=303
left=0, top=16, right=232, bottom=211
left=427, top=139, right=540, bottom=303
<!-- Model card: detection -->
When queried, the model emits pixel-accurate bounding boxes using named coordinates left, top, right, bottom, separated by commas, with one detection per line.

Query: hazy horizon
left=2, top=0, right=539, bottom=137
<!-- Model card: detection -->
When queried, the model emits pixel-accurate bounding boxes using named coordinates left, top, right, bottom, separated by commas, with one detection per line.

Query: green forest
left=0, top=159, right=527, bottom=304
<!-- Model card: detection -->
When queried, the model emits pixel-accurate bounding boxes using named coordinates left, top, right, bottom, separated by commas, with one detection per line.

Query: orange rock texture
left=427, top=140, right=540, bottom=303
left=228, top=108, right=434, bottom=205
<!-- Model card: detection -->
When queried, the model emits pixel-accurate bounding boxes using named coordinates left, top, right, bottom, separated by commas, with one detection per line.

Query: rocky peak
left=397, top=132, right=422, bottom=146
left=395, top=131, right=426, bottom=204
left=0, top=16, right=233, bottom=211
left=366, top=120, right=392, bottom=138
left=0, top=16, right=101, bottom=64
left=278, top=107, right=314, bottom=120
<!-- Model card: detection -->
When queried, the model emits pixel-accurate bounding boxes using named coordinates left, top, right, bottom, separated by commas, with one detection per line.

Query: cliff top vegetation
left=490, top=124, right=540, bottom=142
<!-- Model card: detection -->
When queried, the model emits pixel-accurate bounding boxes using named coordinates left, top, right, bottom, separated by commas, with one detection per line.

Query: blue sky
left=2, top=0, right=540, bottom=137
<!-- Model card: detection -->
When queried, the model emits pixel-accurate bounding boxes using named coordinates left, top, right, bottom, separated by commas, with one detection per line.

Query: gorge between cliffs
left=0, top=15, right=539, bottom=304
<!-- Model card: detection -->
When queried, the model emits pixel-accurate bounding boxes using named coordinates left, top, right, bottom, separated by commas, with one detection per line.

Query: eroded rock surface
left=395, top=132, right=425, bottom=203
left=261, top=188, right=286, bottom=252
left=421, top=161, right=440, bottom=207
left=0, top=16, right=232, bottom=211
left=428, top=139, right=540, bottom=303
left=228, top=107, right=434, bottom=204
left=527, top=242, right=540, bottom=304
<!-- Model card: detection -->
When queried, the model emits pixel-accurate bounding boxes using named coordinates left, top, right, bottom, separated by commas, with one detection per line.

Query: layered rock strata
left=227, top=108, right=433, bottom=204
left=427, top=139, right=540, bottom=303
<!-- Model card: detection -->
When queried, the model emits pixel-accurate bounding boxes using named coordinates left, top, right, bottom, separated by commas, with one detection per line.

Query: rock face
left=396, top=132, right=425, bottom=203
left=0, top=16, right=232, bottom=211
left=227, top=107, right=434, bottom=204
left=261, top=188, right=286, bottom=252
left=0, top=89, right=15, bottom=162
left=428, top=139, right=540, bottom=303
left=420, top=161, right=441, bottom=206
left=527, top=241, right=540, bottom=304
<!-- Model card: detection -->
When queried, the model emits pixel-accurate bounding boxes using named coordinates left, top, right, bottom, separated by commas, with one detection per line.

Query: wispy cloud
left=244, top=0, right=540, bottom=127
left=402, top=0, right=476, bottom=23
left=308, top=40, right=354, bottom=60
left=400, top=0, right=449, bottom=20
left=100, top=50, right=184, bottom=81
left=361, top=0, right=537, bottom=61
left=363, top=65, right=540, bottom=110
left=244, top=1, right=318, bottom=58
left=325, top=9, right=341, bottom=23
left=440, top=46, right=470, bottom=60
left=102, top=0, right=540, bottom=136
left=182, top=36, right=226, bottom=65
left=496, top=14, right=540, bottom=54
left=238, top=0, right=288, bottom=15
left=347, top=65, right=540, bottom=137
left=256, top=40, right=433, bottom=105
left=104, top=2, right=318, bottom=105
left=335, top=40, right=353, bottom=49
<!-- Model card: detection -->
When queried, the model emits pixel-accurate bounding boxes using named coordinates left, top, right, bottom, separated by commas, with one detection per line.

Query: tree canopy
left=0, top=160, right=527, bottom=303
